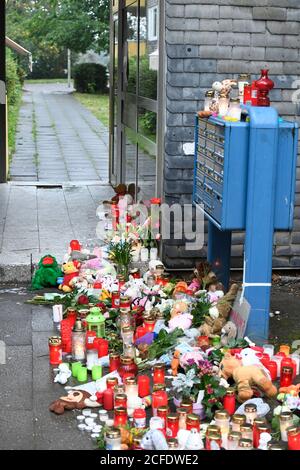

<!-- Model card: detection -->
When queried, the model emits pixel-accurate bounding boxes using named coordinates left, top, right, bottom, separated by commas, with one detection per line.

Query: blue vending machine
left=193, top=106, right=298, bottom=343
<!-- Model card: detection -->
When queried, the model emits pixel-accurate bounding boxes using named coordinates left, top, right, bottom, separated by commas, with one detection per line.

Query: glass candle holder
left=121, top=326, right=134, bottom=345
left=157, top=406, right=169, bottom=428
left=152, top=390, right=168, bottom=416
left=105, top=427, right=122, bottom=451
left=109, top=352, right=121, bottom=373
left=290, top=353, right=300, bottom=376
left=214, top=410, right=230, bottom=434
left=280, top=412, right=293, bottom=441
left=244, top=403, right=258, bottom=425
left=227, top=98, right=242, bottom=121
left=118, top=356, right=138, bottom=379
left=77, top=367, right=88, bottom=383
left=266, top=361, right=278, bottom=381
left=204, top=90, right=214, bottom=111
left=166, top=415, right=179, bottom=439
left=107, top=377, right=119, bottom=390
left=253, top=417, right=267, bottom=448
left=125, top=377, right=139, bottom=402
left=72, top=321, right=86, bottom=363
left=223, top=388, right=236, bottom=416
left=228, top=431, right=241, bottom=451
left=231, top=414, right=246, bottom=433
left=240, top=424, right=253, bottom=442
left=280, top=366, right=293, bottom=388
left=218, top=94, right=229, bottom=117
left=287, top=426, right=300, bottom=451
left=238, top=438, right=253, bottom=450
left=49, top=337, right=62, bottom=366
left=138, top=375, right=151, bottom=398
left=186, top=414, right=200, bottom=432
left=272, top=355, right=283, bottom=378
left=178, top=408, right=188, bottom=430
left=206, top=432, right=222, bottom=451
left=153, top=363, right=165, bottom=384
left=114, top=407, right=128, bottom=427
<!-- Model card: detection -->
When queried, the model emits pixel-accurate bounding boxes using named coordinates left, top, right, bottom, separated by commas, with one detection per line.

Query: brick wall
left=163, top=0, right=300, bottom=269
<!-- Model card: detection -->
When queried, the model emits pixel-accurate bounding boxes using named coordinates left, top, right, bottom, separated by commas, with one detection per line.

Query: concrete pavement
left=0, top=184, right=114, bottom=282
left=10, top=83, right=109, bottom=183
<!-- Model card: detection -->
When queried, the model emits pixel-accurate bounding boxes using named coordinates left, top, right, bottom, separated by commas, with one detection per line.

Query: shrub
left=6, top=48, right=22, bottom=106
left=73, top=63, right=108, bottom=94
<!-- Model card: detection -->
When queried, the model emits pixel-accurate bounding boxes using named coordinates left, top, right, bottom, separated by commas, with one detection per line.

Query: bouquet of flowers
left=172, top=358, right=227, bottom=419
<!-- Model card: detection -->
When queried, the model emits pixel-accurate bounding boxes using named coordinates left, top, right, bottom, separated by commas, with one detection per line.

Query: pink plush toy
left=168, top=313, right=193, bottom=332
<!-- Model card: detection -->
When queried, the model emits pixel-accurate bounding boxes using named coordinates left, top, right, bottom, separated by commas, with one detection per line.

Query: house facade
left=110, top=1, right=300, bottom=269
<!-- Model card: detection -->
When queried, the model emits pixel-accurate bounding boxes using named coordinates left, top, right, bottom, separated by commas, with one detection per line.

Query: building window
left=148, top=6, right=158, bottom=41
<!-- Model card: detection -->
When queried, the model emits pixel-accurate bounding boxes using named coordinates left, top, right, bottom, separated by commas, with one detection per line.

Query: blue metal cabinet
left=193, top=116, right=249, bottom=230
left=193, top=115, right=298, bottom=231
left=193, top=107, right=299, bottom=342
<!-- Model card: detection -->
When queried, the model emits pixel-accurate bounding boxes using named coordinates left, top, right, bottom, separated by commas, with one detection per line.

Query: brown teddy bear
left=199, top=283, right=239, bottom=338
left=59, top=261, right=79, bottom=293
left=219, top=353, right=277, bottom=403
left=49, top=390, right=100, bottom=415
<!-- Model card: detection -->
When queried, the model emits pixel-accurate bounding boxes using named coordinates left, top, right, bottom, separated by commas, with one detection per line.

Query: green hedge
left=6, top=48, right=23, bottom=156
left=73, top=63, right=108, bottom=94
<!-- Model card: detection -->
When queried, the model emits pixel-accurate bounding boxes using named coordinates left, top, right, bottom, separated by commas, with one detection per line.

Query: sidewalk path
left=10, top=83, right=109, bottom=183
left=0, top=184, right=114, bottom=281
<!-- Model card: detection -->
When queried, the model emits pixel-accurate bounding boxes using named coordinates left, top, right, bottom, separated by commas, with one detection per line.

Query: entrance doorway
left=110, top=0, right=161, bottom=201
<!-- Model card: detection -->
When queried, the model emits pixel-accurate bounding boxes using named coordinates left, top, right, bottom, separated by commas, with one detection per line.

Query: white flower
left=273, top=405, right=291, bottom=416
left=209, top=306, right=219, bottom=319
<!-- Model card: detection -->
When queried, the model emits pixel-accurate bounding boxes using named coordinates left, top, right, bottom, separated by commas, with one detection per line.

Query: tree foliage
left=6, top=0, right=110, bottom=54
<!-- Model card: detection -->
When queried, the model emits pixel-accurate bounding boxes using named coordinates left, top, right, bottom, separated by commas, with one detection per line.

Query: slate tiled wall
left=163, top=0, right=300, bottom=269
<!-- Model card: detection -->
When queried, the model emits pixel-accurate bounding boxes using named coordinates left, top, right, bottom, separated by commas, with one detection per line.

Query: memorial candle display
left=138, top=375, right=151, bottom=398
left=223, top=387, right=236, bottom=415
left=153, top=363, right=165, bottom=385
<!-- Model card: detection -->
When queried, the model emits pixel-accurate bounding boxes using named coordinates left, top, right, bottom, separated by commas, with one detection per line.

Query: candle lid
left=232, top=414, right=246, bottom=424
left=115, top=394, right=127, bottom=401
left=254, top=417, right=267, bottom=426
left=157, top=406, right=169, bottom=413
left=120, top=355, right=134, bottom=365
left=244, top=403, right=257, bottom=412
left=187, top=413, right=200, bottom=422
left=280, top=411, right=293, bottom=421
left=239, top=439, right=253, bottom=448
left=207, top=432, right=222, bottom=440
left=125, top=376, right=137, bottom=385
left=153, top=383, right=166, bottom=392
left=225, top=387, right=235, bottom=396
left=167, top=438, right=179, bottom=449
left=257, top=424, right=270, bottom=433
left=287, top=425, right=299, bottom=436
left=205, top=90, right=214, bottom=97
left=73, top=320, right=86, bottom=332
left=215, top=410, right=229, bottom=420
left=207, top=425, right=221, bottom=434
left=49, top=336, right=62, bottom=346
left=115, top=407, right=127, bottom=415
left=240, top=423, right=252, bottom=432
left=177, top=408, right=188, bottom=417
left=154, top=363, right=165, bottom=370
left=107, top=377, right=118, bottom=385
left=167, top=414, right=179, bottom=422
left=109, top=352, right=120, bottom=359
left=106, top=427, right=121, bottom=439
left=228, top=431, right=242, bottom=441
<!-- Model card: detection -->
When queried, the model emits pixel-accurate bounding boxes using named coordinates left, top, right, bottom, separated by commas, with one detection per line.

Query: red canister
left=166, top=415, right=179, bottom=438
left=49, top=337, right=62, bottom=365
left=109, top=352, right=121, bottom=372
left=86, top=331, right=97, bottom=350
left=111, top=291, right=120, bottom=309
left=103, top=388, right=114, bottom=411
left=138, top=375, right=151, bottom=398
left=266, top=361, right=277, bottom=381
left=223, top=388, right=236, bottom=416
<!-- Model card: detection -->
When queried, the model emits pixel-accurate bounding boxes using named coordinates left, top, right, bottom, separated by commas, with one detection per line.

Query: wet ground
left=0, top=281, right=299, bottom=450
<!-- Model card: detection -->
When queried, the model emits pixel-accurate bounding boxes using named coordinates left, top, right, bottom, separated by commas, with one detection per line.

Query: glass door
left=110, top=0, right=159, bottom=200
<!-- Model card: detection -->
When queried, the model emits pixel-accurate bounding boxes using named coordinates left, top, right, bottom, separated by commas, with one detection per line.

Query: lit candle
left=152, top=390, right=168, bottom=416
left=231, top=414, right=246, bottom=433
left=244, top=403, right=258, bottom=425
left=114, top=407, right=128, bottom=427
left=279, top=344, right=290, bottom=356
left=287, top=426, right=300, bottom=451
left=153, top=363, right=165, bottom=385
left=138, top=375, right=151, bottom=398
left=280, top=412, right=293, bottom=442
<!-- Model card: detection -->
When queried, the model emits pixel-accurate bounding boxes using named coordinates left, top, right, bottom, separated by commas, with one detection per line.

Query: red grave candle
left=288, top=427, right=300, bottom=451
left=135, top=326, right=147, bottom=340
left=152, top=391, right=168, bottom=415
left=144, top=319, right=156, bottom=333
left=266, top=361, right=277, bottom=382
left=281, top=358, right=297, bottom=380
left=138, top=375, right=151, bottom=398
left=86, top=331, right=97, bottom=350
left=103, top=388, right=114, bottom=411
left=96, top=338, right=109, bottom=358
left=153, top=364, right=165, bottom=385
left=111, top=291, right=120, bottom=309
left=223, top=388, right=236, bottom=416
left=166, top=415, right=179, bottom=438
left=109, top=353, right=121, bottom=373
left=114, top=407, right=128, bottom=427
left=280, top=366, right=293, bottom=388
left=49, top=337, right=62, bottom=366
left=107, top=377, right=119, bottom=390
